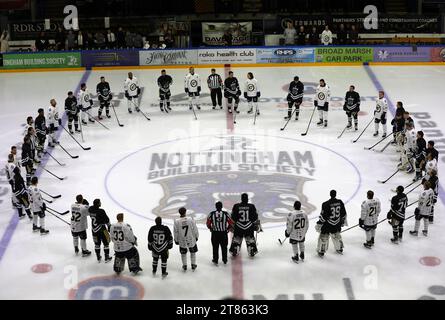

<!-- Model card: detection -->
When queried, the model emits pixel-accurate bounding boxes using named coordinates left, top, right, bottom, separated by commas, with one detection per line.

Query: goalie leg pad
left=127, top=247, right=141, bottom=272
left=331, top=232, right=344, bottom=251
left=317, top=233, right=330, bottom=253
left=114, top=252, right=126, bottom=273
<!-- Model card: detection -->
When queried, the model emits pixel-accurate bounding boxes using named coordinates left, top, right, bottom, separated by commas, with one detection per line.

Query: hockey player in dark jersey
left=21, top=135, right=34, bottom=186
left=387, top=185, right=408, bottom=244
left=413, top=131, right=427, bottom=181
left=148, top=216, right=173, bottom=278
left=343, top=85, right=360, bottom=130
left=12, top=168, right=33, bottom=220
left=284, top=76, right=304, bottom=121
left=34, top=108, right=46, bottom=158
left=229, top=193, right=260, bottom=257
left=157, top=70, right=173, bottom=112
left=315, top=190, right=347, bottom=257
left=224, top=71, right=241, bottom=114
left=88, top=199, right=112, bottom=263
left=65, top=91, right=80, bottom=134
left=391, top=101, right=405, bottom=144
left=96, top=76, right=112, bottom=120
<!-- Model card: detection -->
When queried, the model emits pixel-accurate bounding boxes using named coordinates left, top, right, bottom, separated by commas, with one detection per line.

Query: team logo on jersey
left=190, top=79, right=198, bottom=87
left=83, top=94, right=90, bottom=102
left=317, top=92, right=325, bottom=100
left=130, top=83, right=137, bottom=91
left=248, top=84, right=255, bottom=91
left=105, top=135, right=361, bottom=229
left=68, top=275, right=144, bottom=300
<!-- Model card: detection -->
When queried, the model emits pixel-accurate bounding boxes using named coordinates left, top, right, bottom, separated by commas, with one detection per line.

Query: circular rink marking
left=105, top=134, right=362, bottom=229
left=31, top=263, right=53, bottom=273
left=419, top=256, right=441, bottom=267
left=68, top=275, right=145, bottom=300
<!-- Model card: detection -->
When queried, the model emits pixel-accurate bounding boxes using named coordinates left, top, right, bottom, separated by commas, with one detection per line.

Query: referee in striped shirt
left=207, top=69, right=223, bottom=109
left=207, top=201, right=233, bottom=265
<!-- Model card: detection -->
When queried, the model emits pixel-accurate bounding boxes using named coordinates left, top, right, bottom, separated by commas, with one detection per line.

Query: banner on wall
left=315, top=47, right=373, bottom=63
left=430, top=47, right=445, bottom=62
left=202, top=22, right=252, bottom=46
left=1, top=52, right=81, bottom=69
left=0, top=54, right=3, bottom=67
left=256, top=47, right=314, bottom=63
left=139, top=49, right=198, bottom=66
left=373, top=46, right=430, bottom=62
left=197, top=48, right=256, bottom=64
left=81, top=50, right=139, bottom=67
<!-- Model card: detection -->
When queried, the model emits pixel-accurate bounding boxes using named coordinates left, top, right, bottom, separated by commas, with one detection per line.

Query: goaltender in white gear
left=359, top=190, right=381, bottom=249
left=110, top=213, right=142, bottom=274
left=174, top=207, right=199, bottom=271
left=184, top=67, right=202, bottom=110
left=285, top=201, right=308, bottom=263
left=124, top=72, right=141, bottom=113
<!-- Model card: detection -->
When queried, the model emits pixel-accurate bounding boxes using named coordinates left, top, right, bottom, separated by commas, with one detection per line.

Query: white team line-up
left=3, top=70, right=440, bottom=279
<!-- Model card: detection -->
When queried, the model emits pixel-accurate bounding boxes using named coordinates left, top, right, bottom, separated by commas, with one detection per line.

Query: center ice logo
left=68, top=276, right=144, bottom=300
left=105, top=135, right=361, bottom=228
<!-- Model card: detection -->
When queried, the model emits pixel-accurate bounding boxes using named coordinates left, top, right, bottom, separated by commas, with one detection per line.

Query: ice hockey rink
left=0, top=63, right=444, bottom=300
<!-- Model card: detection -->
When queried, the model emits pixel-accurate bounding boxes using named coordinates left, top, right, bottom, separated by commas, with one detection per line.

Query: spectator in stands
left=86, top=32, right=94, bottom=49
left=133, top=33, right=143, bottom=48
left=125, top=31, right=134, bottom=48
left=55, top=27, right=65, bottom=51
left=143, top=40, right=150, bottom=49
left=336, top=23, right=347, bottom=45
left=296, top=26, right=306, bottom=46
left=35, top=32, right=49, bottom=51
left=348, top=24, right=359, bottom=44
left=320, top=25, right=333, bottom=46
left=308, top=26, right=319, bottom=45
left=222, top=29, right=233, bottom=46
left=164, top=31, right=174, bottom=48
left=283, top=21, right=296, bottom=45
left=77, top=30, right=84, bottom=49
left=116, top=27, right=126, bottom=48
left=151, top=43, right=158, bottom=49
left=95, top=31, right=106, bottom=49
left=0, top=30, right=9, bottom=53
left=66, top=30, right=76, bottom=50
left=106, top=29, right=116, bottom=48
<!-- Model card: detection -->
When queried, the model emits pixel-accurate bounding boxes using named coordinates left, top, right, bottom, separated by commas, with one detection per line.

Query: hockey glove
left=41, top=202, right=46, bottom=212
left=359, top=219, right=365, bottom=229
left=244, top=92, right=248, bottom=99
left=314, top=100, right=318, bottom=107
left=414, top=207, right=420, bottom=219
left=58, top=118, right=62, bottom=126
left=236, top=90, right=241, bottom=96
left=66, top=110, right=71, bottom=116
left=125, top=91, right=130, bottom=99
left=285, top=230, right=290, bottom=238
left=197, top=86, right=201, bottom=93
left=137, top=87, right=141, bottom=95
left=167, top=242, right=173, bottom=250
left=185, top=88, right=189, bottom=93
left=356, top=103, right=360, bottom=112
left=175, top=241, right=179, bottom=245
left=315, top=223, right=322, bottom=233
left=386, top=211, right=392, bottom=220
left=82, top=199, right=89, bottom=206
left=381, top=112, right=386, bottom=121
left=89, top=100, right=93, bottom=107
left=107, top=223, right=111, bottom=232
left=256, top=91, right=261, bottom=98
left=147, top=243, right=152, bottom=251
left=324, top=102, right=329, bottom=109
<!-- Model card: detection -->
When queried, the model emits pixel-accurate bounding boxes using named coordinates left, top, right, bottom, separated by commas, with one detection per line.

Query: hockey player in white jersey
left=244, top=72, right=261, bottom=115
left=184, top=67, right=202, bottom=110
left=23, top=116, right=34, bottom=137
left=28, top=177, right=49, bottom=234
left=359, top=190, right=381, bottom=249
left=410, top=181, right=435, bottom=237
left=5, top=154, right=23, bottom=219
left=174, top=207, right=199, bottom=271
left=70, top=194, right=91, bottom=256
left=314, top=79, right=331, bottom=127
left=124, top=72, right=141, bottom=113
left=374, top=91, right=388, bottom=138
left=424, top=152, right=438, bottom=180
left=285, top=201, right=308, bottom=263
left=400, top=122, right=416, bottom=173
left=77, top=83, right=95, bottom=125
left=47, top=99, right=59, bottom=147
left=110, top=213, right=143, bottom=275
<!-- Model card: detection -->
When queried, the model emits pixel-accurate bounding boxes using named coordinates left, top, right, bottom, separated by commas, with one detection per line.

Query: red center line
left=224, top=63, right=244, bottom=299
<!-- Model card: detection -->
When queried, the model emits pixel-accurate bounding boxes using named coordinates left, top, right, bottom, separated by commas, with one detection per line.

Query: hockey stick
left=43, top=150, right=66, bottom=166
left=40, top=189, right=61, bottom=199
left=337, top=125, right=349, bottom=139
left=130, top=99, right=151, bottom=121
left=301, top=105, right=317, bottom=136
left=391, top=178, right=422, bottom=193
left=61, top=125, right=91, bottom=151
left=278, top=236, right=288, bottom=245
left=190, top=103, right=198, bottom=120
left=57, top=142, right=79, bottom=159
left=352, top=117, right=374, bottom=143
left=378, top=169, right=400, bottom=184
left=111, top=102, right=124, bottom=127
left=280, top=108, right=297, bottom=131
left=41, top=167, right=66, bottom=181
left=46, top=206, right=69, bottom=215
left=406, top=182, right=423, bottom=195
left=373, top=140, right=392, bottom=153
left=364, top=132, right=393, bottom=150
left=84, top=110, right=110, bottom=130
left=78, top=114, right=85, bottom=142
left=47, top=210, right=70, bottom=225
left=253, top=102, right=259, bottom=125
left=42, top=197, right=53, bottom=204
